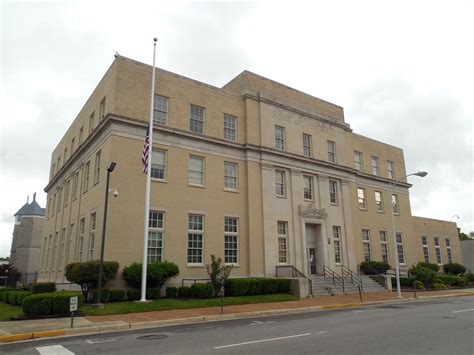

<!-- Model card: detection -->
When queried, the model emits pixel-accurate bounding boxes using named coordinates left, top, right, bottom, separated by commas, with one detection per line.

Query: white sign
left=70, top=296, right=78, bottom=312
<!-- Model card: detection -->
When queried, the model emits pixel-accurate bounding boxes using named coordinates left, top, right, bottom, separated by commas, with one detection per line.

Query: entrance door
left=308, top=247, right=317, bottom=275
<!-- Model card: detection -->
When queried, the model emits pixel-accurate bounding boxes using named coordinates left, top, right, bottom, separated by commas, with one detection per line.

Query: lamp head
left=107, top=162, right=117, bottom=172
left=414, top=171, right=428, bottom=177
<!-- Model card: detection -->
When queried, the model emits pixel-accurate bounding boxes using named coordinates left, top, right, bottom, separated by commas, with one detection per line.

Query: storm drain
left=137, top=334, right=169, bottom=341
left=377, top=305, right=410, bottom=309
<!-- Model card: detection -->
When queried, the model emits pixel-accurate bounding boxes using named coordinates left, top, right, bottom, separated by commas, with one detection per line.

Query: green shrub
left=15, top=291, right=32, bottom=306
left=166, top=287, right=177, bottom=298
left=276, top=279, right=291, bottom=293
left=226, top=279, right=251, bottom=296
left=359, top=261, right=391, bottom=275
left=65, top=261, right=119, bottom=302
left=438, top=275, right=457, bottom=286
left=259, top=278, right=279, bottom=294
left=466, top=273, right=474, bottom=282
left=190, top=283, right=213, bottom=299
left=248, top=279, right=263, bottom=295
left=413, top=280, right=424, bottom=289
left=146, top=288, right=161, bottom=300
left=391, top=277, right=415, bottom=287
left=30, top=282, right=56, bottom=294
left=52, top=292, right=84, bottom=315
left=177, top=286, right=191, bottom=298
left=109, top=289, right=126, bottom=302
left=432, top=283, right=448, bottom=289
left=91, top=289, right=110, bottom=303
left=7, top=291, right=20, bottom=304
left=123, top=261, right=179, bottom=289
left=455, top=276, right=469, bottom=287
left=22, top=293, right=54, bottom=316
left=206, top=255, right=233, bottom=296
left=408, top=264, right=438, bottom=286
left=416, top=262, right=440, bottom=272
left=443, top=263, right=467, bottom=275
left=127, top=289, right=141, bottom=301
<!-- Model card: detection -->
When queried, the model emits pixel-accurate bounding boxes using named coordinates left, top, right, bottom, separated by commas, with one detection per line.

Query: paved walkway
left=1, top=289, right=473, bottom=343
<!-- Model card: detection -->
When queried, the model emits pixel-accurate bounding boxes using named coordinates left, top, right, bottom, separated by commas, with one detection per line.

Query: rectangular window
left=64, top=179, right=70, bottom=207
left=153, top=95, right=168, bottom=124
left=99, top=97, right=106, bottom=120
left=151, top=149, right=166, bottom=180
left=277, top=221, right=288, bottom=263
left=392, top=194, right=399, bottom=214
left=88, top=213, right=96, bottom=261
left=445, top=238, right=453, bottom=263
left=71, top=138, right=75, bottom=154
left=73, top=171, right=79, bottom=200
left=190, top=104, right=205, bottom=134
left=57, top=187, right=63, bottom=213
left=57, top=156, right=61, bottom=170
left=275, top=126, right=285, bottom=151
left=82, top=161, right=90, bottom=193
left=303, top=133, right=312, bottom=157
left=327, top=141, right=336, bottom=162
left=79, top=127, right=84, bottom=145
left=421, top=236, right=430, bottom=263
left=188, top=156, right=204, bottom=186
left=333, top=226, right=342, bottom=263
left=375, top=191, right=384, bottom=212
left=52, top=163, right=56, bottom=177
left=224, top=217, right=239, bottom=264
left=371, top=156, right=379, bottom=176
left=46, top=235, right=52, bottom=270
left=362, top=229, right=371, bottom=262
left=380, top=231, right=389, bottom=264
left=58, top=227, right=66, bottom=271
left=357, top=188, right=367, bottom=209
left=66, top=223, right=73, bottom=267
left=329, top=180, right=338, bottom=204
left=52, top=193, right=56, bottom=216
left=41, top=236, right=48, bottom=270
left=224, top=114, right=237, bottom=141
left=94, top=150, right=101, bottom=185
left=275, top=170, right=286, bottom=197
left=434, top=237, right=442, bottom=264
left=78, top=218, right=85, bottom=262
left=187, top=214, right=203, bottom=264
left=224, top=162, right=238, bottom=191
left=303, top=175, right=313, bottom=200
left=354, top=151, right=363, bottom=172
left=89, top=112, right=95, bottom=134
left=51, top=232, right=58, bottom=271
left=148, top=211, right=164, bottom=263
left=387, top=160, right=395, bottom=179
left=47, top=198, right=51, bottom=219
left=396, top=232, right=405, bottom=264
left=64, top=147, right=68, bottom=162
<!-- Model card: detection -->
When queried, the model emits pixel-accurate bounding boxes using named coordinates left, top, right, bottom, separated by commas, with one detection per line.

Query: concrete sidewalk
left=1, top=288, right=473, bottom=344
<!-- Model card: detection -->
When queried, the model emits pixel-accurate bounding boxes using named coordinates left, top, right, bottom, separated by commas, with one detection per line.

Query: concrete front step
left=309, top=275, right=386, bottom=296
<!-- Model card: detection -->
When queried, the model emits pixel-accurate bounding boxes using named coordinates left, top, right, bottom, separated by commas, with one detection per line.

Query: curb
left=2, top=291, right=473, bottom=344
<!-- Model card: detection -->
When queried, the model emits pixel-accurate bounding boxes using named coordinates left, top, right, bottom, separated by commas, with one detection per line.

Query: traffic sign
left=70, top=296, right=78, bottom=312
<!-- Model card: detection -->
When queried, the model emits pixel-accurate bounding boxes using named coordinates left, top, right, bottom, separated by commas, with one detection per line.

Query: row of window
left=51, top=97, right=106, bottom=178
left=357, top=187, right=400, bottom=214
left=47, top=150, right=101, bottom=219
left=274, top=126, right=396, bottom=179
left=362, top=229, right=404, bottom=264
left=422, top=235, right=453, bottom=264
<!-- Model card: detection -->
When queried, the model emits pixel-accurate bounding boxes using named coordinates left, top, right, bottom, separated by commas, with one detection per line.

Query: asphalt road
left=1, top=296, right=473, bottom=355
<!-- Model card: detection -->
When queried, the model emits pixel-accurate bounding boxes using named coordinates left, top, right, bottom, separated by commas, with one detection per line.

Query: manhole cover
left=137, top=334, right=168, bottom=341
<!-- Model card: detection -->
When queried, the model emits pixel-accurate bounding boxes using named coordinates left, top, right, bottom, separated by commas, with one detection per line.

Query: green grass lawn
left=82, top=294, right=297, bottom=316
left=0, top=302, right=23, bottom=321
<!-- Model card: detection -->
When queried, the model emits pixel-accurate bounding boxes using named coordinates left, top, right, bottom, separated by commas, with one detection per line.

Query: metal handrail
left=275, top=265, right=313, bottom=296
left=323, top=265, right=345, bottom=292
left=342, top=265, right=363, bottom=291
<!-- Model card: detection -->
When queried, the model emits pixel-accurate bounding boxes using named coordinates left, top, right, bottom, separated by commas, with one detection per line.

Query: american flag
left=142, top=127, right=150, bottom=174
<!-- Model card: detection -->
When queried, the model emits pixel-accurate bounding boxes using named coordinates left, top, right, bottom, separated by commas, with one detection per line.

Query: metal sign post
left=70, top=296, right=78, bottom=328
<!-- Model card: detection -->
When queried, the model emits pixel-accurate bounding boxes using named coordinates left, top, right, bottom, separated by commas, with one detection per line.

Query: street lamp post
left=95, top=162, right=117, bottom=305
left=390, top=171, right=427, bottom=299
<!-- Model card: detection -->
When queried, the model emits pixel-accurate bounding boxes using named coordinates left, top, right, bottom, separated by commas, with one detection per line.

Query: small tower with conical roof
left=9, top=193, right=45, bottom=285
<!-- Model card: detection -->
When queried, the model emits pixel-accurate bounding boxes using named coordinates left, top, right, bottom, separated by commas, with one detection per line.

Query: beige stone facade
left=39, top=56, right=464, bottom=288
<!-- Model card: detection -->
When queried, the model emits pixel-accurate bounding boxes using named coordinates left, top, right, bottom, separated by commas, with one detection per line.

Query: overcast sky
left=1, top=0, right=473, bottom=257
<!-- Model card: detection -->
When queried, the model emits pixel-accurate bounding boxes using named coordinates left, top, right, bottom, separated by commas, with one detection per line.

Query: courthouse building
left=38, top=56, right=463, bottom=289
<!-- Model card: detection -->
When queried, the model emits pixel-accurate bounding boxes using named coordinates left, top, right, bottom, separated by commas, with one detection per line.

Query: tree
left=65, top=261, right=119, bottom=302
left=459, top=232, right=470, bottom=240
left=122, top=261, right=179, bottom=289
left=206, top=255, right=233, bottom=296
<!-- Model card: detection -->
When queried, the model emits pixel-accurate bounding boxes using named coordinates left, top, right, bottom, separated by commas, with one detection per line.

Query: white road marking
left=250, top=320, right=276, bottom=326
left=36, top=345, right=74, bottom=355
left=86, top=338, right=117, bottom=344
left=353, top=310, right=364, bottom=313
left=214, top=333, right=311, bottom=349
left=452, top=308, right=474, bottom=314
left=316, top=331, right=328, bottom=335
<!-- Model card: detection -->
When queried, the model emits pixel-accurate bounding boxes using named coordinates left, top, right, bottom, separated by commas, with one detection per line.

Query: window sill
left=224, top=188, right=239, bottom=193
left=304, top=198, right=313, bottom=202
left=376, top=210, right=385, bottom=214
left=225, top=263, right=240, bottom=267
left=188, top=183, right=206, bottom=189
left=359, top=208, right=368, bottom=211
left=276, top=195, right=287, bottom=199
left=186, top=263, right=205, bottom=268
left=151, top=178, right=167, bottom=183
left=330, top=202, right=339, bottom=206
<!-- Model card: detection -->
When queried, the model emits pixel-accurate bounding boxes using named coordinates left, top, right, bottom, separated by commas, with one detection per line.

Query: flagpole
left=140, top=38, right=157, bottom=302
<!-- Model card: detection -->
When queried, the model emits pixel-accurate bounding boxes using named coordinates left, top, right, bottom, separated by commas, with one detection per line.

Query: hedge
left=443, top=263, right=467, bottom=275
left=52, top=292, right=84, bottom=315
left=226, top=279, right=250, bottom=296
left=22, top=292, right=83, bottom=317
left=31, top=282, right=56, bottom=294
left=456, top=277, right=469, bottom=287
left=16, top=291, right=32, bottom=306
left=177, top=286, right=191, bottom=298
left=123, top=261, right=179, bottom=289
left=437, top=275, right=457, bottom=286
left=127, top=289, right=141, bottom=301
left=166, top=287, right=178, bottom=298
left=416, top=262, right=440, bottom=272
left=109, top=289, right=126, bottom=302
left=190, top=284, right=213, bottom=299
left=146, top=288, right=161, bottom=300
left=360, top=261, right=391, bottom=275
left=91, top=288, right=110, bottom=303
left=391, top=277, right=415, bottom=287
left=225, top=278, right=290, bottom=297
